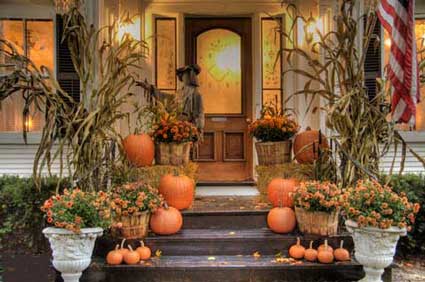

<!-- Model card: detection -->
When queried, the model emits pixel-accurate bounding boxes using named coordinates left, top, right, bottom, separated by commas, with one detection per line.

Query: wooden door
left=185, top=18, right=253, bottom=183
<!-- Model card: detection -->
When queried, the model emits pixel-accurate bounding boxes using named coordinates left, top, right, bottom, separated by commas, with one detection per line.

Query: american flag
left=377, top=0, right=420, bottom=124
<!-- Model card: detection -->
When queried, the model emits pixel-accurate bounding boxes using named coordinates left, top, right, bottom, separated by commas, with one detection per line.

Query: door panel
left=185, top=18, right=253, bottom=182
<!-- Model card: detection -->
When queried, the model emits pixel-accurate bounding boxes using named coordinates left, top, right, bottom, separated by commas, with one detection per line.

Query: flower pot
left=43, top=227, right=103, bottom=282
left=295, top=207, right=339, bottom=236
left=255, top=140, right=291, bottom=165
left=155, top=142, right=191, bottom=165
left=112, top=211, right=151, bottom=239
left=345, top=220, right=406, bottom=282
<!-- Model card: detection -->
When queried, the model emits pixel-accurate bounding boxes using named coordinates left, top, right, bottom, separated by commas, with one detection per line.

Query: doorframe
left=184, top=16, right=254, bottom=182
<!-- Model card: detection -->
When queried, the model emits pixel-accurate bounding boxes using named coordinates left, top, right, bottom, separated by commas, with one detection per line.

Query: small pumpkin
left=136, top=240, right=152, bottom=260
left=267, top=207, right=296, bottom=234
left=123, top=245, right=141, bottom=265
left=317, top=240, right=334, bottom=264
left=289, top=237, right=305, bottom=259
left=304, top=241, right=318, bottom=262
left=334, top=240, right=350, bottom=261
left=117, top=239, right=129, bottom=256
left=150, top=202, right=183, bottom=235
left=122, top=134, right=155, bottom=167
left=106, top=244, right=124, bottom=265
left=293, top=127, right=328, bottom=164
left=267, top=178, right=298, bottom=207
left=159, top=173, right=195, bottom=210
left=318, top=241, right=334, bottom=253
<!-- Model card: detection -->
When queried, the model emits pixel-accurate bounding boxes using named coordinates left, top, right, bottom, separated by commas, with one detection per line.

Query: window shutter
left=56, top=14, right=80, bottom=103
left=363, top=18, right=382, bottom=100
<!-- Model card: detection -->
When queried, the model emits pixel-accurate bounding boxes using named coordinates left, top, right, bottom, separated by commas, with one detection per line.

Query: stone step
left=79, top=255, right=375, bottom=282
left=95, top=229, right=353, bottom=257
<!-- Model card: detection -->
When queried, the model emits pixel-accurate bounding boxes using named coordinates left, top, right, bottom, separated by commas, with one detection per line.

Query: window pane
left=0, top=19, right=24, bottom=54
left=197, top=28, right=242, bottom=114
left=156, top=18, right=176, bottom=90
left=263, top=89, right=282, bottom=111
left=27, top=20, right=54, bottom=71
left=262, top=19, right=281, bottom=89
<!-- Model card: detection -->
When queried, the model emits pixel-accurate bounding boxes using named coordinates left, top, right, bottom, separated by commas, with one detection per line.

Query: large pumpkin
left=267, top=178, right=299, bottom=207
left=122, top=134, right=155, bottom=167
left=159, top=174, right=195, bottom=210
left=293, top=127, right=328, bottom=164
left=150, top=203, right=183, bottom=235
left=267, top=207, right=296, bottom=234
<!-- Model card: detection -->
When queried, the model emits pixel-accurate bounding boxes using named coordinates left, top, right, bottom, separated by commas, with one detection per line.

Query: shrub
left=387, top=174, right=425, bottom=256
left=0, top=176, right=70, bottom=254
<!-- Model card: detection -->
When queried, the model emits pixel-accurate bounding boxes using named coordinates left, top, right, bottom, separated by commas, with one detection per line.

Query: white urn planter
left=43, top=227, right=103, bottom=282
left=345, top=220, right=406, bottom=282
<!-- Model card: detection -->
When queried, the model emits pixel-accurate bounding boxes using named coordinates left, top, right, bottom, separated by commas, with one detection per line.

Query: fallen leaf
left=208, top=256, right=216, bottom=261
left=239, top=206, right=246, bottom=210
left=155, top=250, right=162, bottom=258
left=275, top=252, right=283, bottom=258
left=252, top=251, right=261, bottom=259
left=228, top=231, right=236, bottom=235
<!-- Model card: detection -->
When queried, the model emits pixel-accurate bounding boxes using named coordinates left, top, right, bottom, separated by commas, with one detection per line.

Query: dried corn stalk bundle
left=278, top=0, right=424, bottom=186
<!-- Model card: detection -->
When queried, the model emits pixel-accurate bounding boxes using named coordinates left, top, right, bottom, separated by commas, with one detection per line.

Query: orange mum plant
left=41, top=189, right=111, bottom=233
left=293, top=181, right=342, bottom=213
left=248, top=106, right=299, bottom=142
left=152, top=119, right=199, bottom=144
left=110, top=181, right=164, bottom=217
left=341, top=180, right=420, bottom=230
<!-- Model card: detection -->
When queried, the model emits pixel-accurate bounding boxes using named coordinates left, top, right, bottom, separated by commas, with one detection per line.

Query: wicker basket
left=255, top=141, right=292, bottom=165
left=155, top=142, right=191, bottom=165
left=112, top=211, right=150, bottom=239
left=295, top=207, right=339, bottom=236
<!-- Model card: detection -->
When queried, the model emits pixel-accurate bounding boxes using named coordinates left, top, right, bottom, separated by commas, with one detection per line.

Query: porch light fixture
left=24, top=115, right=32, bottom=132
left=296, top=12, right=324, bottom=46
left=304, top=12, right=316, bottom=44
left=117, top=12, right=141, bottom=42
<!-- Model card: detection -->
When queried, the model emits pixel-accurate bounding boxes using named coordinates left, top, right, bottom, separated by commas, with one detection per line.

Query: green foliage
left=0, top=176, right=70, bottom=254
left=388, top=174, right=425, bottom=256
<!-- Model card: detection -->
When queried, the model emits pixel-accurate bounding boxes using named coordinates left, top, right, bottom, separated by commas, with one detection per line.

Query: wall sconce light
left=304, top=12, right=316, bottom=44
left=24, top=115, right=32, bottom=132
left=117, top=12, right=141, bottom=42
left=296, top=12, right=324, bottom=47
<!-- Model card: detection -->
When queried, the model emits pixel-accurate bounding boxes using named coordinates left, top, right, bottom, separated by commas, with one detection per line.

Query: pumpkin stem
left=306, top=126, right=312, bottom=131
left=173, top=168, right=179, bottom=176
left=128, top=245, right=134, bottom=252
left=140, top=240, right=145, bottom=248
left=164, top=201, right=169, bottom=209
left=340, top=240, right=344, bottom=249
left=296, top=237, right=301, bottom=246
left=120, top=239, right=126, bottom=249
left=324, top=240, right=328, bottom=250
left=115, top=244, right=120, bottom=250
left=309, top=241, right=313, bottom=249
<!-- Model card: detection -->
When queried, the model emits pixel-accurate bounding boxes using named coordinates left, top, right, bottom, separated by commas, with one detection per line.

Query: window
left=155, top=18, right=177, bottom=94
left=261, top=18, right=283, bottom=110
left=0, top=18, right=54, bottom=132
left=383, top=18, right=425, bottom=131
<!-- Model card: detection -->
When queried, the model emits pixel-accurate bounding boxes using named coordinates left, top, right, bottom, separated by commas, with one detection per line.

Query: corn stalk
left=279, top=0, right=424, bottom=187
left=0, top=6, right=148, bottom=191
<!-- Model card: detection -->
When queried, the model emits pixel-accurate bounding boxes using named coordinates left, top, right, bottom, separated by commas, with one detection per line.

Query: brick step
left=95, top=229, right=353, bottom=257
left=78, top=255, right=376, bottom=282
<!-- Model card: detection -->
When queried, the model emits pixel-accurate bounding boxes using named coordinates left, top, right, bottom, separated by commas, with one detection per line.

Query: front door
left=185, top=18, right=253, bottom=182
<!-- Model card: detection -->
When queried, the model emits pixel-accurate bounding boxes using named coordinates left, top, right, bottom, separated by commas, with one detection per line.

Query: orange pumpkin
left=123, top=245, right=141, bottom=265
left=317, top=240, right=334, bottom=264
left=106, top=244, right=124, bottom=265
left=267, top=207, right=296, bottom=234
left=293, top=127, right=328, bottom=164
left=304, top=241, right=318, bottom=262
left=334, top=240, right=350, bottom=262
left=117, top=239, right=129, bottom=256
left=159, top=173, right=195, bottom=210
left=267, top=178, right=299, bottom=207
left=318, top=241, right=334, bottom=253
left=150, top=203, right=183, bottom=235
left=289, top=237, right=305, bottom=259
left=122, top=134, right=155, bottom=167
left=136, top=241, right=152, bottom=260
